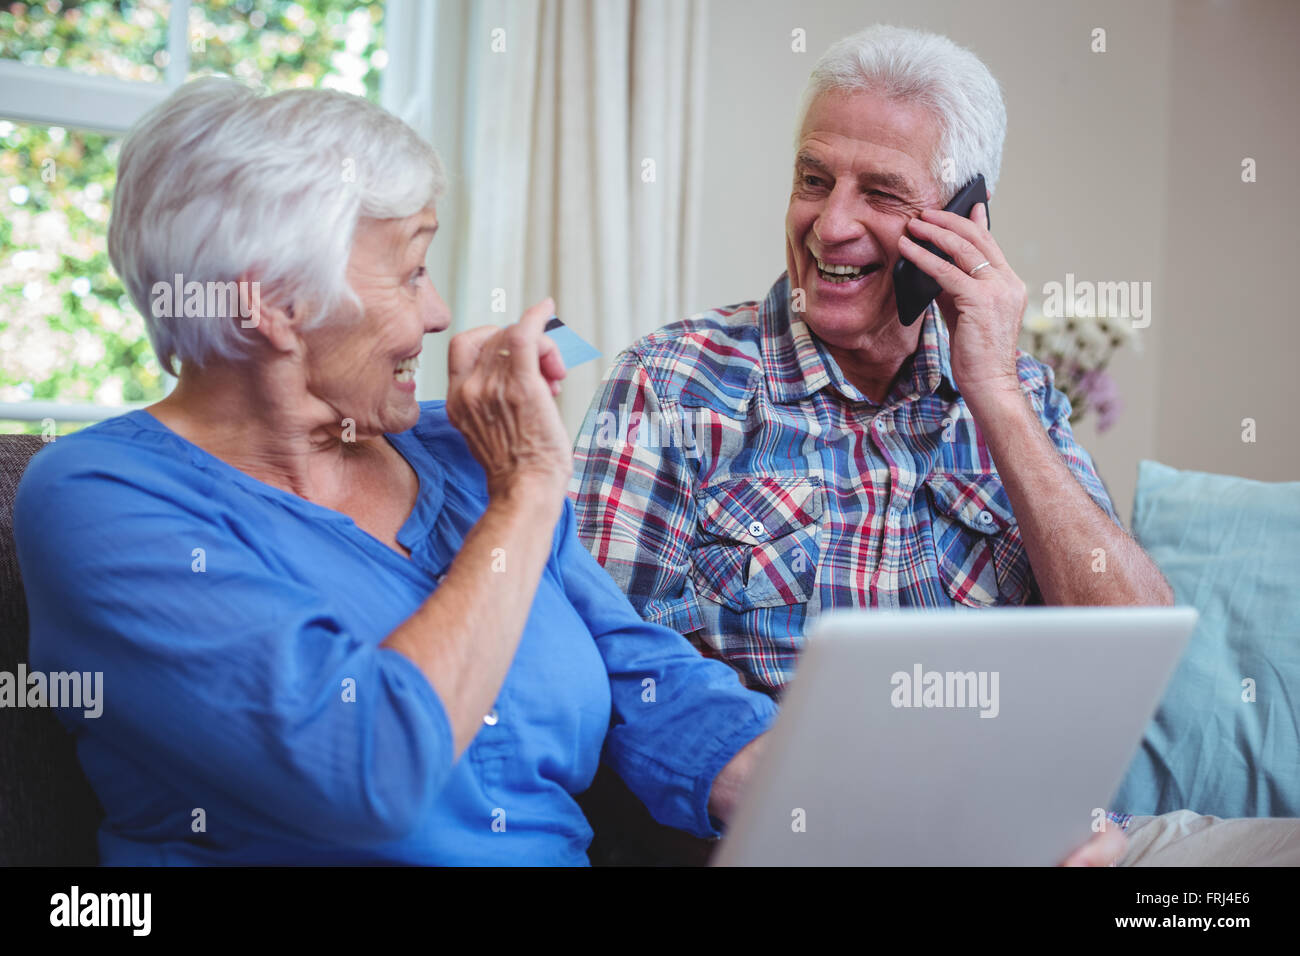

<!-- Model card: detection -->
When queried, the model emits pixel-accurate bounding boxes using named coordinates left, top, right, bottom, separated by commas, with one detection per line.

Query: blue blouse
left=14, top=402, right=775, bottom=865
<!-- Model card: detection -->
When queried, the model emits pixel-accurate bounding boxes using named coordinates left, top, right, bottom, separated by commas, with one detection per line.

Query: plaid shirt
left=570, top=272, right=1130, bottom=827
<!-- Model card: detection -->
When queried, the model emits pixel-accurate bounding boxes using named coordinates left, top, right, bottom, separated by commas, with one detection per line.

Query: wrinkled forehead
left=350, top=206, right=440, bottom=263
left=794, top=148, right=923, bottom=194
left=798, top=88, right=941, bottom=161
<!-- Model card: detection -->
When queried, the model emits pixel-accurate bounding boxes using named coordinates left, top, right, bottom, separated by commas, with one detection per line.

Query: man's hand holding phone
left=896, top=186, right=1028, bottom=410
left=893, top=174, right=990, bottom=327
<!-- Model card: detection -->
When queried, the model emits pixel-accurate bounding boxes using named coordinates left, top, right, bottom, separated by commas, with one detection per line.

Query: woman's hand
left=446, top=297, right=573, bottom=502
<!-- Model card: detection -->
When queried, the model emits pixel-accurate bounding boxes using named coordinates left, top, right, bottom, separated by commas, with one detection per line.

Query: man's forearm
left=966, top=387, right=1173, bottom=606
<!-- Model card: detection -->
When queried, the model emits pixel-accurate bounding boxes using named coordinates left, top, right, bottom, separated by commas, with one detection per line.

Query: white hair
left=108, top=76, right=446, bottom=374
left=794, top=25, right=1007, bottom=201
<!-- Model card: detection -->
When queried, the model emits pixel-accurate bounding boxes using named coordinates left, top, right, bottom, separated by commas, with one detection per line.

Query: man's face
left=785, top=89, right=945, bottom=351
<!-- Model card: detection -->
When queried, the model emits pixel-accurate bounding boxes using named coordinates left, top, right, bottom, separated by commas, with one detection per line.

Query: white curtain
left=431, top=0, right=708, bottom=432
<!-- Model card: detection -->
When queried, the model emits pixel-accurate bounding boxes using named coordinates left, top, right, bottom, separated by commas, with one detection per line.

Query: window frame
left=1, top=0, right=425, bottom=424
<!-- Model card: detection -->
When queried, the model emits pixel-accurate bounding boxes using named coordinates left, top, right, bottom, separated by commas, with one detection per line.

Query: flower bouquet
left=1018, top=301, right=1136, bottom=433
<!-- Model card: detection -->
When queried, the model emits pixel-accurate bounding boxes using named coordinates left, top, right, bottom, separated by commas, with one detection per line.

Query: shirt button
left=748, top=520, right=766, bottom=538
left=483, top=708, right=499, bottom=726
left=978, top=510, right=995, bottom=527
left=875, top=419, right=887, bottom=432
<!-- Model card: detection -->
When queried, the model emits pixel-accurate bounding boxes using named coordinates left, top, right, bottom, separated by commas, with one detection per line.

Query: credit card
left=544, top=315, right=601, bottom=369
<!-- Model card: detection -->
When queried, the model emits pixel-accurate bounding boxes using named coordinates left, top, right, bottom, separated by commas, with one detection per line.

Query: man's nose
left=813, top=188, right=866, bottom=245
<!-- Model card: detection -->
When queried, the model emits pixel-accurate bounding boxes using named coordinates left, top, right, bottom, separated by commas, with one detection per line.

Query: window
left=1, top=122, right=156, bottom=416
left=0, top=0, right=396, bottom=435
left=0, top=0, right=173, bottom=83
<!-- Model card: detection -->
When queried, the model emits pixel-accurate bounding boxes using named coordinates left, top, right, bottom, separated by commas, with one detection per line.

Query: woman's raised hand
left=446, top=297, right=573, bottom=503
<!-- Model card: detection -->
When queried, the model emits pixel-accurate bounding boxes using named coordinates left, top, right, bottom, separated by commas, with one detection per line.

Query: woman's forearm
left=382, top=479, right=566, bottom=756
left=707, top=733, right=767, bottom=824
left=387, top=301, right=573, bottom=757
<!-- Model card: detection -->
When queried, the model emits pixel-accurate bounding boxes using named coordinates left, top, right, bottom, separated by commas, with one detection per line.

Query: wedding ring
left=969, top=261, right=992, bottom=276
left=497, top=348, right=511, bottom=357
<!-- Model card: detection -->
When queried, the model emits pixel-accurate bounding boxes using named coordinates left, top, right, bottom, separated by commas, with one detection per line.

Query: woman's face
left=301, top=205, right=450, bottom=438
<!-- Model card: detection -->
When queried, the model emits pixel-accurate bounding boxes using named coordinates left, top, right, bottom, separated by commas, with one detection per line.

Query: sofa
left=0, top=434, right=102, bottom=865
left=2, top=433, right=1292, bottom=864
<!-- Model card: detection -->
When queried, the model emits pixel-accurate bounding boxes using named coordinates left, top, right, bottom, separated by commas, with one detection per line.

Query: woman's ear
left=235, top=272, right=300, bottom=355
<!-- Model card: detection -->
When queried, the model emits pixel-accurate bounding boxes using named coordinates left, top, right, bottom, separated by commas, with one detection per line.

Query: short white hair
left=794, top=25, right=1007, bottom=201
left=108, top=76, right=446, bottom=374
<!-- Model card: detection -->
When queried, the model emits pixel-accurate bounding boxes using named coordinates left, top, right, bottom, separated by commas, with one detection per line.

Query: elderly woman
left=13, top=76, right=774, bottom=865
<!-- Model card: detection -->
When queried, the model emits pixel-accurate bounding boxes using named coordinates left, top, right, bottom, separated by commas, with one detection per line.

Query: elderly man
left=571, top=25, right=1300, bottom=866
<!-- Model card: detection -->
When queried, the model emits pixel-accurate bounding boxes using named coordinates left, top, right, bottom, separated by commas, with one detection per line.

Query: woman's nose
left=425, top=284, right=452, bottom=334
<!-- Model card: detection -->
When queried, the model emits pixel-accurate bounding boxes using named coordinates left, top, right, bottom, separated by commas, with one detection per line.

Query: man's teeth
left=815, top=257, right=873, bottom=282
left=395, top=356, right=419, bottom=382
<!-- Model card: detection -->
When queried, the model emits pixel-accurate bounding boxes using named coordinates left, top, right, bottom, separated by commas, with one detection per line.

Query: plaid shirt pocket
left=926, top=473, right=1032, bottom=607
left=691, top=476, right=823, bottom=612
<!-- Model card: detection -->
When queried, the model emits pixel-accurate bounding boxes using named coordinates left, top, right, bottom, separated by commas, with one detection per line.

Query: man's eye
left=408, top=266, right=427, bottom=285
left=869, top=190, right=899, bottom=201
left=802, top=175, right=826, bottom=188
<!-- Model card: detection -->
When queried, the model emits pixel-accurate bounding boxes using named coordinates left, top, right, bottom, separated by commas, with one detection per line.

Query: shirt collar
left=761, top=272, right=959, bottom=406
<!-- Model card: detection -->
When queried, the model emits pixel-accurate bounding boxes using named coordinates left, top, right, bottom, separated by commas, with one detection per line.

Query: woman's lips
left=394, top=354, right=419, bottom=389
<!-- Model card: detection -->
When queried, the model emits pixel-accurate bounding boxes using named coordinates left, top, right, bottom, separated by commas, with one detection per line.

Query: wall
left=1153, top=0, right=1299, bottom=487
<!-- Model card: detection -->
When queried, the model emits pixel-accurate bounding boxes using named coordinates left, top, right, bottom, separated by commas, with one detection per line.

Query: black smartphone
left=893, top=174, right=989, bottom=326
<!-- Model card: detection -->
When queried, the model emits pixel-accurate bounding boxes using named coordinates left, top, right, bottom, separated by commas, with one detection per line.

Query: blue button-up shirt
left=15, top=402, right=775, bottom=865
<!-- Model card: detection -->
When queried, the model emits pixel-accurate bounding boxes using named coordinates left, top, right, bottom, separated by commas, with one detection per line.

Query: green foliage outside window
left=1, top=0, right=385, bottom=433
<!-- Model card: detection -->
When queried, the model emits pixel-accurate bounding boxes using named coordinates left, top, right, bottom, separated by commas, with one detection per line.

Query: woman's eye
left=408, top=266, right=427, bottom=285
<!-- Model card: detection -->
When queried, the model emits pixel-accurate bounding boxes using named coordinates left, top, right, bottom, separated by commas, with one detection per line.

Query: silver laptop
left=713, top=607, right=1197, bottom=866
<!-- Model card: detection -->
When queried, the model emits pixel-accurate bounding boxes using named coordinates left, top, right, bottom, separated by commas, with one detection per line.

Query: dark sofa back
left=0, top=434, right=102, bottom=865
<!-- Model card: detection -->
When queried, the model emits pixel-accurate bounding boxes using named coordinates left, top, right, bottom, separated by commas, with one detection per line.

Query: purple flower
left=1076, top=369, right=1124, bottom=432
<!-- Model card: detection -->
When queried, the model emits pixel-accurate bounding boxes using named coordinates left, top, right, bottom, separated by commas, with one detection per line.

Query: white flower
left=1023, top=308, right=1056, bottom=335
left=73, top=329, right=106, bottom=366
left=94, top=377, right=125, bottom=406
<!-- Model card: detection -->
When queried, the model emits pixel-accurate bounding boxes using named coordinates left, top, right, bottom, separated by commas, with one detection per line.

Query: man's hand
left=897, top=202, right=1026, bottom=406
left=1061, top=825, right=1128, bottom=867
left=899, top=202, right=1173, bottom=606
